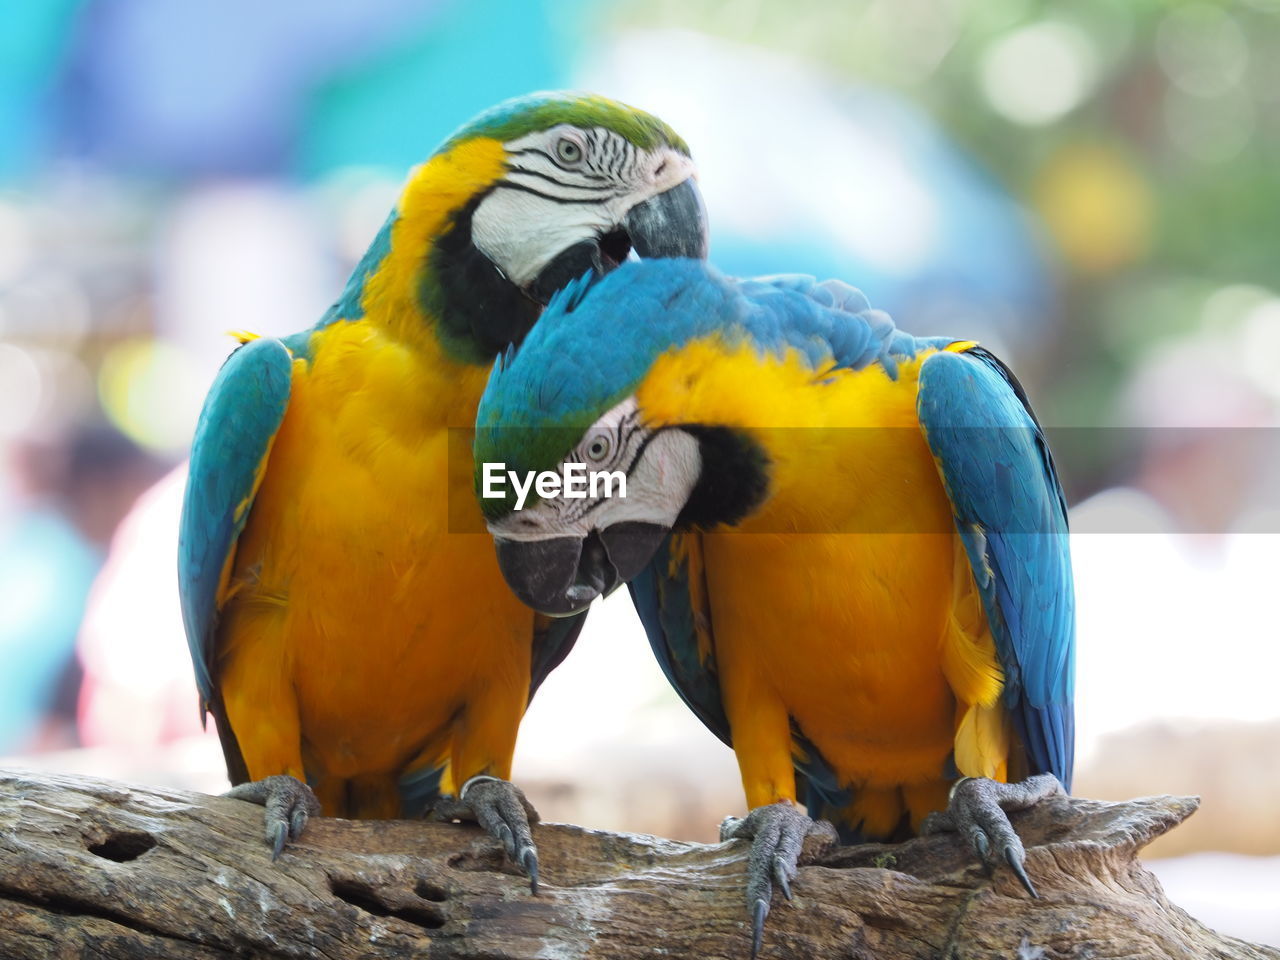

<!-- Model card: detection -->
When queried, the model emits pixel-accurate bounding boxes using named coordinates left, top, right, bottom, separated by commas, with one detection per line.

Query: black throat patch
left=423, top=190, right=543, bottom=365
left=676, top=426, right=771, bottom=531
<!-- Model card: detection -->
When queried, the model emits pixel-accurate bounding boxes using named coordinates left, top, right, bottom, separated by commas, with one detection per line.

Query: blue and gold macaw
left=177, top=93, right=707, bottom=882
left=473, top=258, right=1074, bottom=951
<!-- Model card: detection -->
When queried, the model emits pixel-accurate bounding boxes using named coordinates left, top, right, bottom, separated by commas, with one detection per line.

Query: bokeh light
left=1156, top=4, right=1248, bottom=98
left=1240, top=299, right=1280, bottom=401
left=97, top=338, right=203, bottom=452
left=0, top=344, right=43, bottom=437
left=1033, top=141, right=1151, bottom=274
left=981, top=21, right=1099, bottom=126
left=1163, top=84, right=1256, bottom=164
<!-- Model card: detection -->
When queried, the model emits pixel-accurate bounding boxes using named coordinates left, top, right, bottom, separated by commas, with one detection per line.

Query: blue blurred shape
left=55, top=0, right=442, bottom=175
left=300, top=0, right=592, bottom=175
left=0, top=508, right=98, bottom=752
left=0, top=0, right=81, bottom=178
left=46, top=0, right=594, bottom=177
left=581, top=31, right=1052, bottom=346
left=710, top=87, right=1049, bottom=343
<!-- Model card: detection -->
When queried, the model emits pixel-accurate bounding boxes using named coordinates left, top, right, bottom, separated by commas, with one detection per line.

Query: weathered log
left=0, top=769, right=1272, bottom=959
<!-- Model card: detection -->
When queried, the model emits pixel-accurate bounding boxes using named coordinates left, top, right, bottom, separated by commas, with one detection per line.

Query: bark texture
left=0, top=769, right=1273, bottom=959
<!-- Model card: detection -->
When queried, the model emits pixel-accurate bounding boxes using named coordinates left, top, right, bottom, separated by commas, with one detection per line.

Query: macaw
left=473, top=258, right=1074, bottom=952
left=177, top=93, right=707, bottom=884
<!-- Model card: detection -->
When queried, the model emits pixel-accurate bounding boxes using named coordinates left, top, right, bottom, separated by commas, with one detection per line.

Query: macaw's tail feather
left=806, top=791, right=911, bottom=846
left=311, top=772, right=441, bottom=820
left=802, top=778, right=954, bottom=845
left=398, top=762, right=449, bottom=819
left=797, top=765, right=898, bottom=845
left=208, top=700, right=251, bottom=787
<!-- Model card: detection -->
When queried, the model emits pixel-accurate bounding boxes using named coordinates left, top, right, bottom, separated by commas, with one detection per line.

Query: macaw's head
left=472, top=260, right=770, bottom=617
left=396, top=91, right=707, bottom=363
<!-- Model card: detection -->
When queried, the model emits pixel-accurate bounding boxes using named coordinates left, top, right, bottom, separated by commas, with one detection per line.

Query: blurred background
left=1, top=0, right=1278, bottom=944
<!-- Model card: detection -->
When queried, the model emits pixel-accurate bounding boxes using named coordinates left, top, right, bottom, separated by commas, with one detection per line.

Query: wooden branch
left=0, top=769, right=1272, bottom=959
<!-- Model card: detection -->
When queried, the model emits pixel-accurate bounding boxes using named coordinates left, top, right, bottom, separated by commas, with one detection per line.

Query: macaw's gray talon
left=725, top=801, right=832, bottom=957
left=270, top=821, right=288, bottom=861
left=751, top=898, right=769, bottom=959
left=224, top=774, right=320, bottom=861
left=932, top=775, right=1063, bottom=897
left=521, top=848, right=540, bottom=895
left=773, top=856, right=793, bottom=901
left=1006, top=846, right=1038, bottom=898
left=452, top=777, right=541, bottom=894
left=973, top=828, right=990, bottom=863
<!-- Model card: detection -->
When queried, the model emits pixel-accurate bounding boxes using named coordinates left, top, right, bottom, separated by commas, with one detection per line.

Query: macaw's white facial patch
left=485, top=396, right=703, bottom=542
left=471, top=125, right=695, bottom=288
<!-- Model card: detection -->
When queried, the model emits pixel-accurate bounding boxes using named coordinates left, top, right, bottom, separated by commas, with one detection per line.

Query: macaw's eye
left=556, top=138, right=583, bottom=164
left=585, top=434, right=611, bottom=462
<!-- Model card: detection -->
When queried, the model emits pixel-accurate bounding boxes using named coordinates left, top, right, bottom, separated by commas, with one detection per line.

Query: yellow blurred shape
left=1033, top=143, right=1151, bottom=274
left=98, top=339, right=203, bottom=453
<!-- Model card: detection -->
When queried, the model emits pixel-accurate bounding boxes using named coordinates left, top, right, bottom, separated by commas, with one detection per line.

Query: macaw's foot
left=433, top=776, right=541, bottom=894
left=223, top=774, right=321, bottom=861
left=920, top=773, right=1064, bottom=898
left=720, top=802, right=838, bottom=959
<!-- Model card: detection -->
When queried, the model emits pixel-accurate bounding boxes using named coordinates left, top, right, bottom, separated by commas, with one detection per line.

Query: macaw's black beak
left=525, top=176, right=708, bottom=304
left=624, top=176, right=709, bottom=260
left=493, top=522, right=670, bottom=617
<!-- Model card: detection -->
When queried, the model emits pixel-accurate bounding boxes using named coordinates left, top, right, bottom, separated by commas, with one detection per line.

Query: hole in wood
left=447, top=847, right=504, bottom=872
left=330, top=877, right=447, bottom=930
left=415, top=879, right=448, bottom=902
left=87, top=830, right=157, bottom=863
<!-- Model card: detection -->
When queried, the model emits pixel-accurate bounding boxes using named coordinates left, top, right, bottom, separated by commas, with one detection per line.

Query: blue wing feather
left=178, top=337, right=293, bottom=707
left=629, top=534, right=732, bottom=746
left=917, top=346, right=1075, bottom=788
